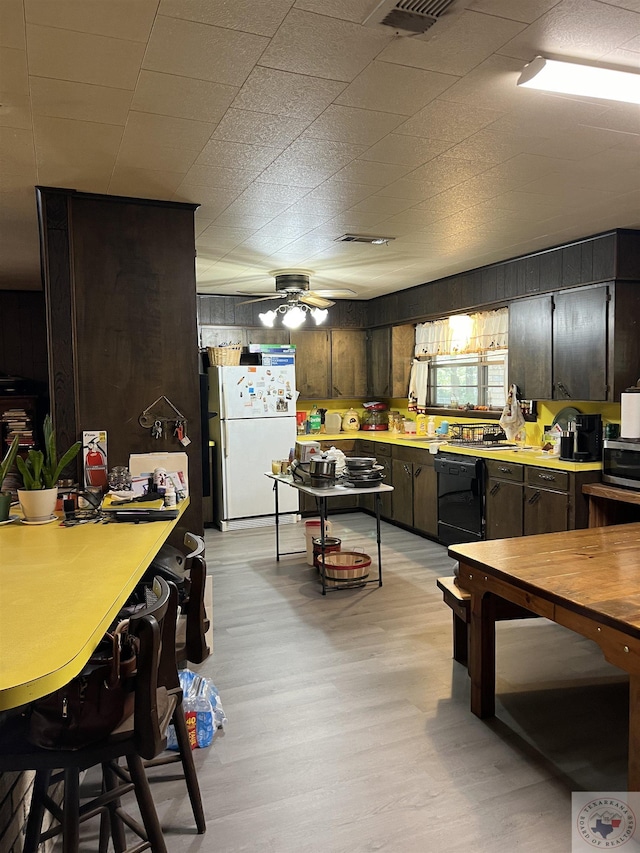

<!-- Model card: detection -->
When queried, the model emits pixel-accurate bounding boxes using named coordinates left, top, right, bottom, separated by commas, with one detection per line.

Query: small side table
left=265, top=473, right=393, bottom=595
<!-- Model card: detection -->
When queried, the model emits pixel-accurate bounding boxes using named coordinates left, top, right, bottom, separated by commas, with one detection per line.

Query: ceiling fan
left=238, top=271, right=336, bottom=310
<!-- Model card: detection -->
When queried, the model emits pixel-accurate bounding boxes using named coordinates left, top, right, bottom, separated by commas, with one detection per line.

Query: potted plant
left=0, top=434, right=21, bottom=522
left=16, top=415, right=81, bottom=522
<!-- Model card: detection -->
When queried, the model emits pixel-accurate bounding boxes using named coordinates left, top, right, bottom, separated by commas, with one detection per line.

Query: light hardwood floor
left=114, top=515, right=631, bottom=851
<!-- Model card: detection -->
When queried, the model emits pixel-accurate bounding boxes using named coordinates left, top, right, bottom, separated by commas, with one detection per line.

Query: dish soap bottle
left=308, top=404, right=322, bottom=435
left=427, top=415, right=436, bottom=437
left=416, top=414, right=427, bottom=436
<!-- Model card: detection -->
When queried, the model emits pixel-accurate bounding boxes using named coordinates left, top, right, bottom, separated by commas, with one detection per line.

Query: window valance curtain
left=414, top=308, right=508, bottom=357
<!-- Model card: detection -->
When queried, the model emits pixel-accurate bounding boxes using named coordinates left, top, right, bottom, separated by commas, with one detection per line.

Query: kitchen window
left=428, top=350, right=507, bottom=408
left=409, top=308, right=508, bottom=413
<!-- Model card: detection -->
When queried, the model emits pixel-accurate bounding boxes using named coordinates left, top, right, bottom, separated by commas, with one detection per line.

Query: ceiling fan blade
left=300, top=293, right=335, bottom=309
left=237, top=294, right=283, bottom=306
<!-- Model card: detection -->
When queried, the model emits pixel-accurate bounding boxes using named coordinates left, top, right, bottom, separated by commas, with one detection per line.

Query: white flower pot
left=18, top=487, right=58, bottom=522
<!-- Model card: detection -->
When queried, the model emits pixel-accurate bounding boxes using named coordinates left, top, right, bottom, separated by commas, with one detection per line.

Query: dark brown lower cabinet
left=390, top=445, right=437, bottom=537
left=392, top=457, right=414, bottom=527
left=359, top=441, right=393, bottom=519
left=485, top=460, right=600, bottom=539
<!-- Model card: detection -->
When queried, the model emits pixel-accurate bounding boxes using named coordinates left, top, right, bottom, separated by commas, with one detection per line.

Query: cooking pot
left=290, top=459, right=311, bottom=484
left=309, top=456, right=336, bottom=477
left=345, top=457, right=376, bottom=469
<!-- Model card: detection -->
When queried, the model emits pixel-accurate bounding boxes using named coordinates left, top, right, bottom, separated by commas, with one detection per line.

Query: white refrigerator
left=208, top=364, right=299, bottom=529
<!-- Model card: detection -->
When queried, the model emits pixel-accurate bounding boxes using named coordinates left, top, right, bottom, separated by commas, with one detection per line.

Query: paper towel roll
left=621, top=392, right=640, bottom=439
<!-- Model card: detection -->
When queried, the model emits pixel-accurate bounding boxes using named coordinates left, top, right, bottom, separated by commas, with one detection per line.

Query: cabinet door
left=553, top=286, right=608, bottom=401
left=368, top=327, right=391, bottom=397
left=290, top=330, right=330, bottom=398
left=486, top=479, right=523, bottom=539
left=391, top=458, right=414, bottom=527
left=391, top=325, right=415, bottom=398
left=331, top=330, right=367, bottom=397
left=413, top=456, right=437, bottom=536
left=524, top=487, right=570, bottom=535
left=508, top=295, right=552, bottom=399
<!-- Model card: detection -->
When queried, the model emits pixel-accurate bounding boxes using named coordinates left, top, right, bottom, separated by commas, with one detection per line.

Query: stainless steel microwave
left=602, top=439, right=640, bottom=489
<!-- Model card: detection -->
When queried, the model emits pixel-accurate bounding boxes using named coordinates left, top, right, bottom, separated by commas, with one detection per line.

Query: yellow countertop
left=0, top=499, right=188, bottom=710
left=297, top=431, right=602, bottom=472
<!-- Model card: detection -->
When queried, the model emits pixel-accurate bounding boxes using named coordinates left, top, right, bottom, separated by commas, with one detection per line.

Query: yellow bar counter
left=0, top=501, right=187, bottom=710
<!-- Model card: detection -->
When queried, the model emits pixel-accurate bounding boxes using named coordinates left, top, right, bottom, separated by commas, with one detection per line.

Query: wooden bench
left=437, top=576, right=537, bottom=668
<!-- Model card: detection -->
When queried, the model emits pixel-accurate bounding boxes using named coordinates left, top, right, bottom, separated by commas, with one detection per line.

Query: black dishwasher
left=435, top=453, right=485, bottom=546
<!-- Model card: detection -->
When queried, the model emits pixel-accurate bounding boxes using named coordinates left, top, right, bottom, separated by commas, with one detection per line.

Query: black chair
left=176, top=532, right=210, bottom=666
left=0, top=576, right=176, bottom=853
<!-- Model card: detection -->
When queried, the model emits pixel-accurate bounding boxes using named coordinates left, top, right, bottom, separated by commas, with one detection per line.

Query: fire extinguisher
left=84, top=439, right=108, bottom=490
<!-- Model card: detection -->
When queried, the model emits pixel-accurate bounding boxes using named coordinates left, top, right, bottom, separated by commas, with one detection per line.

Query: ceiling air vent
left=336, top=234, right=396, bottom=245
left=363, top=0, right=469, bottom=37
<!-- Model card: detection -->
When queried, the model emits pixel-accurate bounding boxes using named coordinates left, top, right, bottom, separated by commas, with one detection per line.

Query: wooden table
left=0, top=501, right=187, bottom=710
left=583, top=481, right=640, bottom=527
left=266, top=473, right=393, bottom=594
left=449, top=523, right=640, bottom=790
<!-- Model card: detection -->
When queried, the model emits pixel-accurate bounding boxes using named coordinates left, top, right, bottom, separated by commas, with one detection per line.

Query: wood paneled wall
left=0, top=291, right=48, bottom=383
left=37, top=187, right=202, bottom=537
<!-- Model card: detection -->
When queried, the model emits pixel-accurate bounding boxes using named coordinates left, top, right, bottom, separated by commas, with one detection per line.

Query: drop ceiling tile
left=361, top=134, right=453, bottom=167
left=395, top=99, right=502, bottom=142
left=232, top=67, right=347, bottom=119
left=329, top=160, right=413, bottom=186
left=132, top=72, right=238, bottom=125
left=0, top=0, right=25, bottom=49
left=174, top=184, right=241, bottom=215
left=0, top=126, right=35, bottom=173
left=487, top=93, right=610, bottom=135
left=323, top=210, right=390, bottom=229
left=27, top=24, right=145, bottom=89
left=196, top=225, right=255, bottom=251
left=212, top=110, right=311, bottom=147
left=0, top=162, right=35, bottom=192
left=259, top=138, right=367, bottom=186
left=117, top=138, right=196, bottom=173
left=336, top=61, right=458, bottom=116
left=305, top=179, right=378, bottom=205
left=439, top=54, right=531, bottom=112
left=498, top=0, right=640, bottom=62
left=213, top=210, right=278, bottom=229
left=347, top=195, right=415, bottom=216
left=123, top=112, right=216, bottom=152
left=259, top=8, right=390, bottom=82
left=445, top=130, right=526, bottom=165
left=158, top=0, right=293, bottom=37
left=108, top=166, right=186, bottom=199
left=0, top=95, right=31, bottom=131
left=35, top=163, right=112, bottom=193
left=30, top=77, right=132, bottom=125
left=196, top=139, right=282, bottom=172
left=303, top=105, right=405, bottom=146
left=293, top=0, right=379, bottom=23
left=221, top=196, right=289, bottom=219
left=0, top=47, right=28, bottom=95
left=378, top=11, right=525, bottom=77
left=581, top=105, right=640, bottom=135
left=33, top=115, right=123, bottom=169
left=182, top=163, right=258, bottom=191
left=467, top=0, right=561, bottom=24
left=143, top=16, right=268, bottom=87
left=409, top=155, right=491, bottom=191
left=260, top=208, right=332, bottom=230
left=236, top=183, right=313, bottom=206
left=25, top=0, right=158, bottom=40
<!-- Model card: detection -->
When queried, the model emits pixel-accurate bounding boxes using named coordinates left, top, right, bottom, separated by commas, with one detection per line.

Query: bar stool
left=0, top=577, right=176, bottom=853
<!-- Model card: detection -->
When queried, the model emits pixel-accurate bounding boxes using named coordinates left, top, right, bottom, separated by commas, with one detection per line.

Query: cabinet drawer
left=374, top=442, right=392, bottom=457
left=359, top=440, right=375, bottom=455
left=321, top=439, right=356, bottom=453
left=485, top=460, right=523, bottom=482
left=526, top=467, right=569, bottom=491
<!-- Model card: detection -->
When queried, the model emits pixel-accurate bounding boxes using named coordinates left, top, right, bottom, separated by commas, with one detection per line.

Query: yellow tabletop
left=0, top=500, right=188, bottom=710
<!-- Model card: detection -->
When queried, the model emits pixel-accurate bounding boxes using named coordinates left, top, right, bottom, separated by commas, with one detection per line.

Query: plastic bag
left=499, top=384, right=525, bottom=441
left=324, top=447, right=347, bottom=477
left=166, top=669, right=226, bottom=750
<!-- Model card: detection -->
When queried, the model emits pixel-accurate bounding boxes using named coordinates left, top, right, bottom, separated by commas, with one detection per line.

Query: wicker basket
left=318, top=552, right=371, bottom=588
left=208, top=345, right=242, bottom=366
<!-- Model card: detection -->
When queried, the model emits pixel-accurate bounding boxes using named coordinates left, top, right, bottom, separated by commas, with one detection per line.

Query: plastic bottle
left=416, top=414, right=427, bottom=436
left=427, top=415, right=436, bottom=437
left=308, top=404, right=321, bottom=435
left=164, top=481, right=176, bottom=507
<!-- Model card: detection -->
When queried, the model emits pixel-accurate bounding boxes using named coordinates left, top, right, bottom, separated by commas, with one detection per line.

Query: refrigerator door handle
left=223, top=420, right=230, bottom=458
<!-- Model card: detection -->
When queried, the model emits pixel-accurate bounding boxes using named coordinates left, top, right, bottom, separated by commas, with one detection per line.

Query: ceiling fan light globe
left=259, top=309, right=277, bottom=327
left=281, top=305, right=307, bottom=328
left=310, top=308, right=328, bottom=325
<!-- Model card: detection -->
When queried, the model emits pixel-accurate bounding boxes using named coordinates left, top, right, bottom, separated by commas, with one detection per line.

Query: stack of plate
left=342, top=457, right=385, bottom=489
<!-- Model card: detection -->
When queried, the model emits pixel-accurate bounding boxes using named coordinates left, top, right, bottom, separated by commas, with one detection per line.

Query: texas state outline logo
left=575, top=796, right=636, bottom=847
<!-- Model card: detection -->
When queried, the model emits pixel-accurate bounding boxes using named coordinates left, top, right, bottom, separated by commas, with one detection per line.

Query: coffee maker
left=574, top=413, right=602, bottom=461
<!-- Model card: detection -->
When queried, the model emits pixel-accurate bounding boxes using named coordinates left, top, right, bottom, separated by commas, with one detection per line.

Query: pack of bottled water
left=166, top=669, right=226, bottom=750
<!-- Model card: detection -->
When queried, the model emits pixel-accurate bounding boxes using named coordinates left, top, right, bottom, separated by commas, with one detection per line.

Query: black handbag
left=28, top=621, right=138, bottom=751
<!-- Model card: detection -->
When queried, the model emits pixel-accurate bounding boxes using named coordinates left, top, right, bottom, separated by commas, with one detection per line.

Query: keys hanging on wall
left=174, top=419, right=191, bottom=447
left=152, top=420, right=163, bottom=439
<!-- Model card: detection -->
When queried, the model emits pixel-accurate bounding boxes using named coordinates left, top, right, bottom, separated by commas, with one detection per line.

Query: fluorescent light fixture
left=518, top=56, right=640, bottom=105
left=310, top=308, right=328, bottom=325
left=281, top=305, right=306, bottom=329
left=258, top=309, right=277, bottom=327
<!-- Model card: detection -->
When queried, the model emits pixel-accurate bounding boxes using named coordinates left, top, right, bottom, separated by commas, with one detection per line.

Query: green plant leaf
left=49, top=441, right=82, bottom=487
left=0, top=434, right=21, bottom=487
